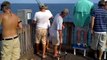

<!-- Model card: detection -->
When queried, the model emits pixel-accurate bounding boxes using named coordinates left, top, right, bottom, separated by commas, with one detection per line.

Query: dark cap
left=0, top=1, right=11, bottom=11
left=98, top=0, right=105, bottom=7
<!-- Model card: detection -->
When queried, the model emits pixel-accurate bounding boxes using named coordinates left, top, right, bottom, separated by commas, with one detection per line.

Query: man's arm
left=58, top=30, right=63, bottom=43
left=33, top=12, right=37, bottom=24
left=18, top=18, right=22, bottom=29
left=90, top=16, right=95, bottom=34
left=57, top=18, right=63, bottom=44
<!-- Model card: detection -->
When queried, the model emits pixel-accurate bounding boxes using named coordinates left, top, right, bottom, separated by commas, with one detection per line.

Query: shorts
left=91, top=33, right=107, bottom=51
left=35, top=29, right=47, bottom=45
left=1, top=37, right=20, bottom=60
left=50, top=35, right=60, bottom=45
left=49, top=29, right=60, bottom=45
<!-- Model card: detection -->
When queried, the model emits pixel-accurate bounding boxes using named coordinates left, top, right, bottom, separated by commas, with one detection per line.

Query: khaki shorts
left=1, top=37, right=20, bottom=60
left=35, top=29, right=47, bottom=45
left=91, top=33, right=107, bottom=51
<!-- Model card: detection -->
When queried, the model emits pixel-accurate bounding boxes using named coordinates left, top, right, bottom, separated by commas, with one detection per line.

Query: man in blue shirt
left=91, top=1, right=107, bottom=60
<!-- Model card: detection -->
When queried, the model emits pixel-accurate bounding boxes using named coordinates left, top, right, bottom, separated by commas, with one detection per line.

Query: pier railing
left=18, top=24, right=34, bottom=60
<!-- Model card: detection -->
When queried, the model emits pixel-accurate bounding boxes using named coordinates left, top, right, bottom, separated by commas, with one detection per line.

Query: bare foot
left=42, top=55, right=47, bottom=59
left=47, top=47, right=50, bottom=51
left=53, top=53, right=58, bottom=57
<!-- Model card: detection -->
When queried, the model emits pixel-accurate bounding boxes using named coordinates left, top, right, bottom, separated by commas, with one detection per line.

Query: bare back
left=1, top=13, right=19, bottom=37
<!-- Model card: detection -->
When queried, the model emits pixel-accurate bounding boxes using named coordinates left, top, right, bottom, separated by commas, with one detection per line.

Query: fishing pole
left=34, top=0, right=42, bottom=6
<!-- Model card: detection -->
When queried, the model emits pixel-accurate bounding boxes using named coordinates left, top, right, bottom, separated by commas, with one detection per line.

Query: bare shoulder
left=0, top=13, right=3, bottom=19
left=12, top=13, right=19, bottom=18
left=12, top=13, right=20, bottom=21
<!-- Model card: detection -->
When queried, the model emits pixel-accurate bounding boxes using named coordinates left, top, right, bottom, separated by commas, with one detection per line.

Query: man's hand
left=62, top=24, right=65, bottom=29
left=91, top=29, right=94, bottom=34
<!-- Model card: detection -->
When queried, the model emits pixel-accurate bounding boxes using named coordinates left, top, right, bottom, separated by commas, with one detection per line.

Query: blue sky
left=0, top=0, right=99, bottom=3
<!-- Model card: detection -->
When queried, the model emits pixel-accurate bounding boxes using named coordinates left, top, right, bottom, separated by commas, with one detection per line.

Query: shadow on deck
left=33, top=44, right=95, bottom=60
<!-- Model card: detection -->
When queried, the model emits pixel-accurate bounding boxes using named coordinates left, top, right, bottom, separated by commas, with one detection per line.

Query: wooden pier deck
left=33, top=46, right=94, bottom=60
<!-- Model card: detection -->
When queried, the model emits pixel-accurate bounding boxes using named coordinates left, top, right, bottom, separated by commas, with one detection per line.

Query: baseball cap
left=0, top=1, right=11, bottom=11
left=39, top=3, right=46, bottom=9
left=62, top=8, right=69, bottom=14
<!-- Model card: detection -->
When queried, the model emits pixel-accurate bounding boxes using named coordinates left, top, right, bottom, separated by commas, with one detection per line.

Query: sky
left=0, top=0, right=100, bottom=4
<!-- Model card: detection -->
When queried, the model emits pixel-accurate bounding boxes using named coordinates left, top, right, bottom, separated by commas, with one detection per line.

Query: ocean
left=0, top=3, right=97, bottom=22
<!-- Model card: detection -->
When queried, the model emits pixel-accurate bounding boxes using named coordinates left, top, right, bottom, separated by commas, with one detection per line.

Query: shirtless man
left=0, top=1, right=22, bottom=60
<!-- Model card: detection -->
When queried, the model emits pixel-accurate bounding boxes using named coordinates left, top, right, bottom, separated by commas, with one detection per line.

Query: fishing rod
left=35, top=0, right=42, bottom=6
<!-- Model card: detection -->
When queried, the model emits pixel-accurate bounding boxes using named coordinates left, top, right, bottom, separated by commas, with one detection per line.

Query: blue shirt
left=91, top=8, right=107, bottom=32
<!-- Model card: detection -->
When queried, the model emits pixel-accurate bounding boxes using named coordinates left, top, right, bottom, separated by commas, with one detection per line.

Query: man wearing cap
left=91, top=1, right=107, bottom=60
left=49, top=8, right=69, bottom=57
left=33, top=3, right=53, bottom=58
left=0, top=1, right=22, bottom=60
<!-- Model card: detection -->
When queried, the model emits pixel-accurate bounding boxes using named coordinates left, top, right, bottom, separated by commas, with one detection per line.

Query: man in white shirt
left=33, top=4, right=53, bottom=58
left=49, top=8, right=69, bottom=57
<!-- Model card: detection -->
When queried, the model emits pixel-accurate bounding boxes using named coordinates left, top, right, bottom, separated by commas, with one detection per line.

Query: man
left=73, top=0, right=94, bottom=46
left=33, top=4, right=52, bottom=58
left=49, top=8, right=69, bottom=57
left=0, top=1, right=22, bottom=60
left=91, top=1, right=107, bottom=60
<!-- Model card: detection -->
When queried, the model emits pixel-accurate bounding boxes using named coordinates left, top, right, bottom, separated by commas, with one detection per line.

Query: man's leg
left=98, top=34, right=107, bottom=60
left=59, top=43, right=62, bottom=54
left=36, top=44, right=39, bottom=54
left=35, top=29, right=41, bottom=54
left=42, top=38, right=47, bottom=58
left=46, top=39, right=50, bottom=51
left=41, top=29, right=47, bottom=58
left=42, top=44, right=46, bottom=58
left=11, top=38, right=20, bottom=60
left=98, top=49, right=103, bottom=60
left=1, top=40, right=13, bottom=60
left=53, top=45, right=58, bottom=57
left=90, top=33, right=99, bottom=59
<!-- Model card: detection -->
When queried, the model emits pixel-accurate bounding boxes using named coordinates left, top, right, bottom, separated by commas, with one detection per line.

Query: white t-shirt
left=51, top=13, right=63, bottom=30
left=33, top=10, right=53, bottom=29
left=46, top=10, right=53, bottom=28
left=49, top=13, right=63, bottom=37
